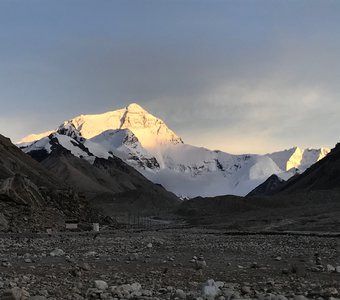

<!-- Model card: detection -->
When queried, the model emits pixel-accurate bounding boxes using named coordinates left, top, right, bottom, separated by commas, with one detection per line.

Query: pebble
left=282, top=268, right=289, bottom=275
left=84, top=251, right=96, bottom=257
left=79, top=262, right=91, bottom=271
left=129, top=253, right=139, bottom=261
left=294, top=296, right=308, bottom=300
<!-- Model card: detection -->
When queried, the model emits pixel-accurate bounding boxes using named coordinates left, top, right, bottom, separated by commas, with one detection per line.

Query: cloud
left=1, top=1, right=340, bottom=153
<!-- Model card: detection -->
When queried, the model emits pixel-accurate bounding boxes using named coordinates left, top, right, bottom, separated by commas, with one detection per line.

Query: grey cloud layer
left=0, top=1, right=339, bottom=152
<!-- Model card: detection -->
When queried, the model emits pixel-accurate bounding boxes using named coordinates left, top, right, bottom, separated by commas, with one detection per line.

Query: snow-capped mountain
left=17, top=103, right=330, bottom=198
left=60, top=102, right=182, bottom=153
left=268, top=147, right=330, bottom=173
left=87, top=129, right=160, bottom=170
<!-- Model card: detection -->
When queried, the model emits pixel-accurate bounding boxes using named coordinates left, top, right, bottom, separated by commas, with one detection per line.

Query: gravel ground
left=0, top=229, right=340, bottom=299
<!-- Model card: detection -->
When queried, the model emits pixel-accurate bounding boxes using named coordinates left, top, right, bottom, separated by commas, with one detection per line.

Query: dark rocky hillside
left=246, top=174, right=286, bottom=197
left=0, top=134, right=96, bottom=232
left=179, top=145, right=340, bottom=232
left=27, top=142, right=180, bottom=217
left=178, top=189, right=340, bottom=232
left=276, top=143, right=340, bottom=193
left=248, top=143, right=340, bottom=197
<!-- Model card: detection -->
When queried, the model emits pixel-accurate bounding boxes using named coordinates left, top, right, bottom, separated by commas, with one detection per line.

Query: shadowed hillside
left=28, top=141, right=180, bottom=217
left=0, top=134, right=96, bottom=232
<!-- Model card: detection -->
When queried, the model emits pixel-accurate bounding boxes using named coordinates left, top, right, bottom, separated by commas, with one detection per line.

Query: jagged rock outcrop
left=246, top=174, right=286, bottom=197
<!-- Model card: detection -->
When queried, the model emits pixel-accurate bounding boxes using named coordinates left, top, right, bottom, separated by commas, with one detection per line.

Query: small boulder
left=94, top=280, right=108, bottom=291
left=327, top=264, right=336, bottom=272
left=175, top=289, right=186, bottom=299
left=131, top=282, right=142, bottom=293
left=241, top=286, right=252, bottom=295
left=49, top=248, right=65, bottom=257
left=202, top=279, right=221, bottom=300
left=128, top=253, right=139, bottom=261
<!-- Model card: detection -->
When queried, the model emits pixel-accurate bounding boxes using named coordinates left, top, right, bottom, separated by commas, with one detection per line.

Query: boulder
left=94, top=280, right=108, bottom=291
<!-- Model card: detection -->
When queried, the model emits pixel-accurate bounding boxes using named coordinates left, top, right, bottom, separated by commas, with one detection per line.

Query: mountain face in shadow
left=38, top=146, right=180, bottom=216
left=246, top=175, right=286, bottom=197
left=0, top=134, right=95, bottom=232
left=274, top=143, right=340, bottom=193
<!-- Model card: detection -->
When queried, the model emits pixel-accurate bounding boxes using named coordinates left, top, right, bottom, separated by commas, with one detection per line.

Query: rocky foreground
left=0, top=229, right=340, bottom=300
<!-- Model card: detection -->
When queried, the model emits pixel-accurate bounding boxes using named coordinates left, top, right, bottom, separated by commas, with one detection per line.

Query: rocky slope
left=18, top=103, right=330, bottom=198
left=247, top=142, right=340, bottom=197
left=275, top=143, right=340, bottom=193
left=0, top=134, right=96, bottom=232
left=179, top=188, right=340, bottom=232
left=39, top=145, right=180, bottom=216
left=176, top=142, right=340, bottom=231
left=246, top=174, right=286, bottom=197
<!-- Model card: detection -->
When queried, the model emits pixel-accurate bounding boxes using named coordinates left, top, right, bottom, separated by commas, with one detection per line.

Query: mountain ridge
left=17, top=103, right=330, bottom=198
left=0, top=133, right=97, bottom=232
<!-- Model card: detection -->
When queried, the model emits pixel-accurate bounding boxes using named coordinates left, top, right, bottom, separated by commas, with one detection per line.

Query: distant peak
left=126, top=103, right=147, bottom=112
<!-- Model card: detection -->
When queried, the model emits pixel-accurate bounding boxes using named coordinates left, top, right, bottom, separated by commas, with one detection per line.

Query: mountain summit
left=20, top=103, right=183, bottom=150
left=18, top=103, right=330, bottom=198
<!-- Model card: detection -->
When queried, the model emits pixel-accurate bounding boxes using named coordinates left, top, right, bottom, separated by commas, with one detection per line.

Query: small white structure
left=65, top=222, right=78, bottom=230
left=93, top=223, right=100, bottom=232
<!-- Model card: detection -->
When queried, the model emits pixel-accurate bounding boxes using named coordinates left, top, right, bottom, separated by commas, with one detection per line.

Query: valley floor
left=0, top=229, right=340, bottom=299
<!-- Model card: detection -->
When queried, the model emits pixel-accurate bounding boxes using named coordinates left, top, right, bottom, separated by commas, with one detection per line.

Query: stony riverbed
left=0, top=229, right=340, bottom=300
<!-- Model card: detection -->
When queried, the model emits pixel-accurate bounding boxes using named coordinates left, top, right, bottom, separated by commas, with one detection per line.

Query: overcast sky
left=1, top=0, right=340, bottom=154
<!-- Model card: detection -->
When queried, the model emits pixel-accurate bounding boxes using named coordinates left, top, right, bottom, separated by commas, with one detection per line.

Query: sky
left=1, top=0, right=340, bottom=154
